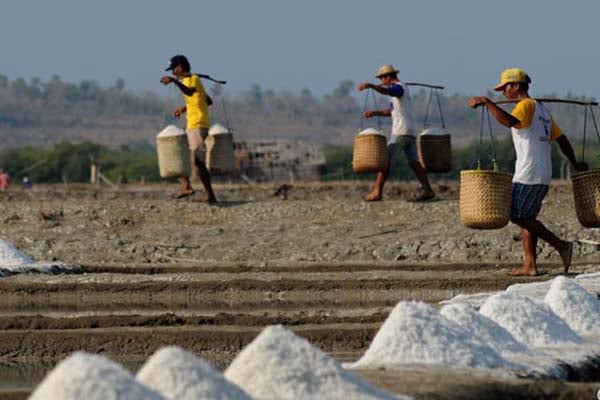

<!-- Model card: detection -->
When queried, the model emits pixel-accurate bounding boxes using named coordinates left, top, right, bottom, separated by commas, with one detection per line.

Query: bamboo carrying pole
left=405, top=82, right=445, bottom=90
left=495, top=98, right=598, bottom=106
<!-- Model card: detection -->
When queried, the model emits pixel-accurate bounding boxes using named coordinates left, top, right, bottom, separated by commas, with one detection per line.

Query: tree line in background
left=0, top=75, right=596, bottom=148
left=1, top=139, right=598, bottom=184
left=0, top=76, right=598, bottom=183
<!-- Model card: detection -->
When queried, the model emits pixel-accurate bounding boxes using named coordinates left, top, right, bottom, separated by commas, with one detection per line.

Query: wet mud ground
left=0, top=181, right=599, bottom=399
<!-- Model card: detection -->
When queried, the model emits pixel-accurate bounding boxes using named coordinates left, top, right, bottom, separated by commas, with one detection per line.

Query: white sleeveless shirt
left=511, top=100, right=553, bottom=185
left=389, top=82, right=416, bottom=138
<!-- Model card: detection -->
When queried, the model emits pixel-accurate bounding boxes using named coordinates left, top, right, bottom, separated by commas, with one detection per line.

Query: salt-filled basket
left=352, top=128, right=388, bottom=173
left=206, top=123, right=235, bottom=174
left=417, top=127, right=452, bottom=173
left=156, top=125, right=191, bottom=178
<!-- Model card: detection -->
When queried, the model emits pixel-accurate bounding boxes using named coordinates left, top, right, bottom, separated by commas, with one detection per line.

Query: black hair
left=179, top=58, right=191, bottom=72
left=518, top=82, right=529, bottom=92
left=380, top=72, right=398, bottom=80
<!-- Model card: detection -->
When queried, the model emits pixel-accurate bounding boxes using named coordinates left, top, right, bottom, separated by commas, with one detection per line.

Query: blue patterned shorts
left=511, top=183, right=549, bottom=220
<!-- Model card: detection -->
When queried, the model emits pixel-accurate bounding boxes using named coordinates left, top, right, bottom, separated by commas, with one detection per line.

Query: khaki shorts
left=186, top=127, right=208, bottom=163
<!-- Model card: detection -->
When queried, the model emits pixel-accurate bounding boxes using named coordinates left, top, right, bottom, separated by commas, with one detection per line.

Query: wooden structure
left=233, top=139, right=325, bottom=182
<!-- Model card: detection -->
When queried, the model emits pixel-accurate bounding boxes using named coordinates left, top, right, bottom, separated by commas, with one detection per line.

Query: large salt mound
left=29, top=352, right=164, bottom=400
left=352, top=302, right=507, bottom=369
left=0, top=239, right=33, bottom=265
left=480, top=292, right=584, bottom=348
left=440, top=303, right=528, bottom=354
left=544, top=276, right=600, bottom=337
left=137, top=346, right=252, bottom=400
left=225, top=325, right=406, bottom=400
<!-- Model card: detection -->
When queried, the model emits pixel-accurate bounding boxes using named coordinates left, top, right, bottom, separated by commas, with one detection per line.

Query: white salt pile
left=225, top=325, right=406, bottom=400
left=137, top=346, right=252, bottom=400
left=209, top=123, right=231, bottom=135
left=544, top=276, right=600, bottom=337
left=0, top=239, right=33, bottom=265
left=440, top=303, right=528, bottom=354
left=0, top=239, right=81, bottom=277
left=29, top=352, right=164, bottom=400
left=358, top=128, right=384, bottom=136
left=157, top=125, right=185, bottom=138
left=479, top=292, right=584, bottom=348
left=419, top=127, right=446, bottom=136
left=352, top=302, right=508, bottom=370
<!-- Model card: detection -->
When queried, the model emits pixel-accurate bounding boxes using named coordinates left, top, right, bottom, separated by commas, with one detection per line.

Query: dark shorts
left=388, top=135, right=418, bottom=163
left=511, top=183, right=549, bottom=220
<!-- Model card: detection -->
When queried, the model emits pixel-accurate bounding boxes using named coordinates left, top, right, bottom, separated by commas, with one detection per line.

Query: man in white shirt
left=469, top=68, right=587, bottom=276
left=358, top=65, right=435, bottom=202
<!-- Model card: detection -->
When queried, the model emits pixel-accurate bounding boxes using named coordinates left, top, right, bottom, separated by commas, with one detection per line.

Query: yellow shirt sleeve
left=511, top=98, right=536, bottom=128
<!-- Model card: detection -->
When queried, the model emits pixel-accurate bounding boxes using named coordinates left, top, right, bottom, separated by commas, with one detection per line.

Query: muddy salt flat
left=0, top=182, right=599, bottom=399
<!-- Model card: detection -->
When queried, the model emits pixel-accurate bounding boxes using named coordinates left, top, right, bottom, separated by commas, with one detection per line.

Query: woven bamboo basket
left=572, top=169, right=600, bottom=227
left=206, top=133, right=235, bottom=174
left=157, top=135, right=191, bottom=178
left=460, top=170, right=513, bottom=229
left=417, top=134, right=452, bottom=173
left=353, top=134, right=388, bottom=173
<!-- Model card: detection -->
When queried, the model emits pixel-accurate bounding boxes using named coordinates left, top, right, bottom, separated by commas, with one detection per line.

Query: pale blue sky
left=1, top=0, right=598, bottom=98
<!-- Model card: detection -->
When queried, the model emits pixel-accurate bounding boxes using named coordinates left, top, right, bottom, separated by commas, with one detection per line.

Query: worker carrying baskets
left=160, top=54, right=218, bottom=203
left=356, top=65, right=435, bottom=202
left=468, top=68, right=588, bottom=276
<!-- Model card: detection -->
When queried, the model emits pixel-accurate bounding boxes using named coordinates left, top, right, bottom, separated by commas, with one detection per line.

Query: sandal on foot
left=408, top=191, right=436, bottom=202
left=172, top=190, right=195, bottom=199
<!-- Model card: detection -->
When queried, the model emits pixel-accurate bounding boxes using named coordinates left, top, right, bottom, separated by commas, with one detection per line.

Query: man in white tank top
left=469, top=68, right=587, bottom=276
left=358, top=65, right=435, bottom=202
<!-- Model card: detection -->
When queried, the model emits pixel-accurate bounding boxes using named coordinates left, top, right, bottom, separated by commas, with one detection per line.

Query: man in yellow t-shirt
left=161, top=55, right=216, bottom=203
left=469, top=68, right=587, bottom=276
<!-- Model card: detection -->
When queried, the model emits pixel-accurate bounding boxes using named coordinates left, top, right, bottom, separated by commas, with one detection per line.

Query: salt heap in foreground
left=29, top=352, right=164, bottom=400
left=225, top=325, right=407, bottom=400
left=352, top=302, right=508, bottom=370
left=440, top=303, right=528, bottom=354
left=480, top=292, right=584, bottom=348
left=544, top=276, right=600, bottom=337
left=0, top=239, right=33, bottom=265
left=137, top=346, right=252, bottom=400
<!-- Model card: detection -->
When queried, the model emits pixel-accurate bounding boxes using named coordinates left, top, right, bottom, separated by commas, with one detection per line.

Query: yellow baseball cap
left=493, top=68, right=531, bottom=91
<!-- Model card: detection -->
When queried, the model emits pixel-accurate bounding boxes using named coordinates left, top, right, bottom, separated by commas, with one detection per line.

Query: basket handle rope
left=423, top=88, right=446, bottom=130
left=475, top=107, right=498, bottom=171
left=581, top=105, right=600, bottom=162
left=162, top=85, right=186, bottom=130
left=222, top=98, right=234, bottom=133
left=359, top=89, right=382, bottom=132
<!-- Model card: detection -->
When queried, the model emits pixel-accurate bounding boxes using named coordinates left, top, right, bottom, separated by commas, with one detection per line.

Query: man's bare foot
left=508, top=265, right=539, bottom=276
left=364, top=192, right=382, bottom=202
left=559, top=241, right=573, bottom=274
left=172, top=189, right=195, bottom=199
left=198, top=194, right=218, bottom=204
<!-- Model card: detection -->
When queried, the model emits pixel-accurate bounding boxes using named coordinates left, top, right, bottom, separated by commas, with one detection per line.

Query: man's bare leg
left=172, top=176, right=195, bottom=199
left=195, top=160, right=217, bottom=203
left=364, top=171, right=386, bottom=201
left=409, top=160, right=435, bottom=198
left=512, top=218, right=572, bottom=273
left=509, top=227, right=538, bottom=276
